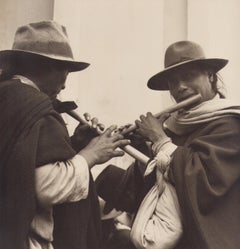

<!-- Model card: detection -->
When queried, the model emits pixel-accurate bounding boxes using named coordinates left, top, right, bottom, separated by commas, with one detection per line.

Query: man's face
left=33, top=60, right=69, bottom=100
left=167, top=65, right=215, bottom=104
left=39, top=68, right=69, bottom=100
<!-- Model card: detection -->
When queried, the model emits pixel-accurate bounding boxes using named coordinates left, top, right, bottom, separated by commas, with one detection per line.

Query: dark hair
left=208, top=71, right=226, bottom=98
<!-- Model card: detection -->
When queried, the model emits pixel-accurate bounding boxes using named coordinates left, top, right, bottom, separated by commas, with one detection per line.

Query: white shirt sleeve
left=35, top=154, right=89, bottom=207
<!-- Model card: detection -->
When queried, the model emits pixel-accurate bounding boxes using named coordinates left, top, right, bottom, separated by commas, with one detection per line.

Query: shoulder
left=173, top=116, right=240, bottom=145
left=206, top=116, right=240, bottom=133
left=0, top=79, right=52, bottom=114
left=1, top=79, right=48, bottom=101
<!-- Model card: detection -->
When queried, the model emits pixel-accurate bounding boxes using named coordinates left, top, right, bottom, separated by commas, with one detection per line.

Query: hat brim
left=0, top=49, right=90, bottom=72
left=147, top=58, right=228, bottom=90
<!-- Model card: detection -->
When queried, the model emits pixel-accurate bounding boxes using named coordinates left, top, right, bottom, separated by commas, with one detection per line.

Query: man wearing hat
left=94, top=41, right=240, bottom=249
left=133, top=41, right=240, bottom=249
left=0, top=20, right=129, bottom=249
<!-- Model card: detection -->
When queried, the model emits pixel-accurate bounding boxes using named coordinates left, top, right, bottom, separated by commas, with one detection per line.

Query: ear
left=208, top=72, right=214, bottom=83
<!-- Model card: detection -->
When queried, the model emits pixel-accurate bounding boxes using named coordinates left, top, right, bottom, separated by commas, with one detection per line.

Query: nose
left=175, top=80, right=188, bottom=93
left=173, top=80, right=187, bottom=93
left=61, top=84, right=66, bottom=90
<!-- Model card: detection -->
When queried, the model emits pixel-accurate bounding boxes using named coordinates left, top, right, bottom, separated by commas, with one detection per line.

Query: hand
left=114, top=124, right=150, bottom=156
left=115, top=123, right=132, bottom=134
left=135, top=112, right=170, bottom=143
left=71, top=113, right=105, bottom=151
left=79, top=125, right=130, bottom=168
left=83, top=112, right=105, bottom=132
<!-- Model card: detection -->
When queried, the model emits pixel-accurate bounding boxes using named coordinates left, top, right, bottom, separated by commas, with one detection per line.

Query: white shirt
left=13, top=75, right=90, bottom=249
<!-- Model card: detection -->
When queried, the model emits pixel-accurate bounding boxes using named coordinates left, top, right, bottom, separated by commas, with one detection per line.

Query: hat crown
left=165, top=41, right=205, bottom=68
left=0, top=20, right=90, bottom=72
left=12, top=20, right=74, bottom=61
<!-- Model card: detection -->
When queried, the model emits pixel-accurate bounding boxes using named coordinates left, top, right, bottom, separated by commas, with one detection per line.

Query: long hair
left=209, top=71, right=226, bottom=99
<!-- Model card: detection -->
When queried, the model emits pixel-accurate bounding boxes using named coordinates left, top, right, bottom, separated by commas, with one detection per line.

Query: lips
left=177, top=93, right=196, bottom=102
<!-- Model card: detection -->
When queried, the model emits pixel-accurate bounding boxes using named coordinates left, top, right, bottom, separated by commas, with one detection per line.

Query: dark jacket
left=0, top=79, right=101, bottom=249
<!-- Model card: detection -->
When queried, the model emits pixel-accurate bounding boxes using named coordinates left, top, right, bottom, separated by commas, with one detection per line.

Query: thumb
left=158, top=112, right=171, bottom=123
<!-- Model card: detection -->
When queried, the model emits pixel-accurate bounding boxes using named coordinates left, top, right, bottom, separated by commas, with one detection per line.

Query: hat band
left=12, top=40, right=74, bottom=60
left=166, top=55, right=205, bottom=68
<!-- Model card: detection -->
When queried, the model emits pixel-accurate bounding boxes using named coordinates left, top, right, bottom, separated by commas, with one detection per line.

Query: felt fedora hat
left=0, top=20, right=89, bottom=72
left=147, top=40, right=228, bottom=90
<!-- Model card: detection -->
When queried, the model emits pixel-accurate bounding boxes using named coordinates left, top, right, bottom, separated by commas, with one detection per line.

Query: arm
left=35, top=155, right=89, bottom=206
left=35, top=115, right=130, bottom=205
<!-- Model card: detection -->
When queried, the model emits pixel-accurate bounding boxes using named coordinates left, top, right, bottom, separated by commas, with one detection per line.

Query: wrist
left=79, top=149, right=97, bottom=168
left=152, top=136, right=171, bottom=155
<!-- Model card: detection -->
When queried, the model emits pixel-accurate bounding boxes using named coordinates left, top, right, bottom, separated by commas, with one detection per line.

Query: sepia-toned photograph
left=0, top=1, right=239, bottom=249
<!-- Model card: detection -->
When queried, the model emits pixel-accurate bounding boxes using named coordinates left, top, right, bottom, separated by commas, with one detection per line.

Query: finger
left=124, top=123, right=132, bottom=129
left=135, top=120, right=141, bottom=128
left=111, top=150, right=125, bottom=157
left=96, top=125, right=104, bottom=134
left=146, top=112, right=154, bottom=119
left=117, top=126, right=125, bottom=132
left=113, top=129, right=121, bottom=134
left=159, top=112, right=171, bottom=123
left=97, top=123, right=105, bottom=131
left=84, top=112, right=91, bottom=121
left=91, top=117, right=98, bottom=129
left=139, top=114, right=147, bottom=122
left=135, top=120, right=146, bottom=130
left=113, top=139, right=131, bottom=148
left=103, top=125, right=118, bottom=136
left=111, top=133, right=124, bottom=142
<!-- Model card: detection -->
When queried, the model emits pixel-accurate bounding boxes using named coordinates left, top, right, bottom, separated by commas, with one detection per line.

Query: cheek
left=192, top=79, right=213, bottom=100
left=52, top=73, right=67, bottom=89
left=169, top=88, right=178, bottom=102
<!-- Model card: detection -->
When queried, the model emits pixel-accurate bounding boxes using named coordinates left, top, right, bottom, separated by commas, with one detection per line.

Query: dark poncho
left=97, top=108, right=240, bottom=249
left=0, top=79, right=101, bottom=249
left=169, top=116, right=240, bottom=249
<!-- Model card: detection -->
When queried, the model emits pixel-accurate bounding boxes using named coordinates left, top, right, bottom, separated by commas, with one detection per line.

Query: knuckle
left=92, top=117, right=98, bottom=122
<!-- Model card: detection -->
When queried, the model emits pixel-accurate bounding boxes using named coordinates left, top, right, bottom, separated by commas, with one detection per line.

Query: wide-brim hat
left=0, top=20, right=89, bottom=72
left=147, top=40, right=228, bottom=90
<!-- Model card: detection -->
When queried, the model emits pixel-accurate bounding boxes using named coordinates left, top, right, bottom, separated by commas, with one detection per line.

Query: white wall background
left=0, top=0, right=239, bottom=133
left=54, top=0, right=165, bottom=132
left=187, top=0, right=240, bottom=102
left=54, top=0, right=190, bottom=132
left=54, top=0, right=240, bottom=133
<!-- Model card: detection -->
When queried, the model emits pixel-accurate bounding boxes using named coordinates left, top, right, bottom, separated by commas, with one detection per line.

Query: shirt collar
left=12, top=75, right=40, bottom=91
